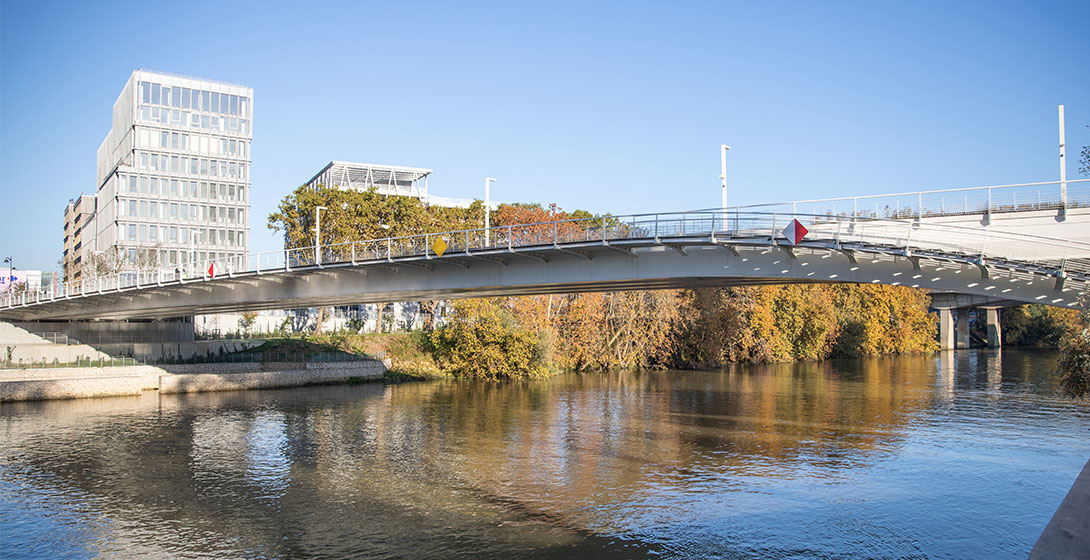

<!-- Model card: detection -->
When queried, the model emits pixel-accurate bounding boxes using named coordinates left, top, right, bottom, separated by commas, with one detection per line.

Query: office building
left=69, top=69, right=253, bottom=277
left=62, top=194, right=97, bottom=280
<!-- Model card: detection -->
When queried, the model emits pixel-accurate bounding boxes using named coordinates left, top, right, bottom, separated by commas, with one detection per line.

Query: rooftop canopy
left=306, top=161, right=433, bottom=199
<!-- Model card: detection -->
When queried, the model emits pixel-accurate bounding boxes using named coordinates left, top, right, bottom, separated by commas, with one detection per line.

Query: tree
left=431, top=298, right=548, bottom=379
left=239, top=311, right=258, bottom=337
left=268, top=184, right=485, bottom=252
left=1058, top=293, right=1090, bottom=397
left=1080, top=125, right=1090, bottom=177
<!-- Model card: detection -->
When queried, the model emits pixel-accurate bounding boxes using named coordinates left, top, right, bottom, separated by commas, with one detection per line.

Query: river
left=2, top=349, right=1088, bottom=559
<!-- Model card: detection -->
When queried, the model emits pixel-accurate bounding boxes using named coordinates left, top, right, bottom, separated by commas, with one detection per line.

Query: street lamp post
left=2, top=257, right=11, bottom=296
left=720, top=144, right=731, bottom=230
left=1059, top=105, right=1067, bottom=214
left=314, top=206, right=327, bottom=265
left=484, top=177, right=496, bottom=246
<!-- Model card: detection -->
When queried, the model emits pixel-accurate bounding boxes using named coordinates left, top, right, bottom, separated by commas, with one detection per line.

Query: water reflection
left=1, top=350, right=1088, bottom=559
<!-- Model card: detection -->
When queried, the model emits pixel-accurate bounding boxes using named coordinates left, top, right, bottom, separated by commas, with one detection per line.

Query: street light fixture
left=2, top=257, right=10, bottom=295
left=314, top=206, right=328, bottom=265
left=720, top=144, right=731, bottom=229
left=484, top=177, right=496, bottom=246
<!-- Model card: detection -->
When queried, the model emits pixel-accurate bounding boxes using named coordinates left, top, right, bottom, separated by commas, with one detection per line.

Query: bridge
left=2, top=179, right=1089, bottom=350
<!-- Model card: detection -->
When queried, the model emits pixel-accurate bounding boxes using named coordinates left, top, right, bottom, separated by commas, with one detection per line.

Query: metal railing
left=733, top=179, right=1090, bottom=220
left=0, top=356, right=146, bottom=370
left=5, top=187, right=1090, bottom=312
left=154, top=351, right=370, bottom=365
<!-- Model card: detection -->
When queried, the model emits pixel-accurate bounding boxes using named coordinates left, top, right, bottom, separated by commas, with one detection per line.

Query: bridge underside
left=2, top=236, right=1082, bottom=321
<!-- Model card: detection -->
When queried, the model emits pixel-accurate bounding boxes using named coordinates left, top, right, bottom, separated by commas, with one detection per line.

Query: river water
left=2, top=349, right=1089, bottom=559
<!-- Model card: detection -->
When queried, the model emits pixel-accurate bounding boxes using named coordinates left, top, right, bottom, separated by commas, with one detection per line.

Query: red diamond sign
left=782, top=219, right=808, bottom=245
left=207, top=262, right=218, bottom=278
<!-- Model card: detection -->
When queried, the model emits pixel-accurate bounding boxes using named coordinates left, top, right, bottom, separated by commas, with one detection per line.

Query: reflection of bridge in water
left=3, top=180, right=1089, bottom=349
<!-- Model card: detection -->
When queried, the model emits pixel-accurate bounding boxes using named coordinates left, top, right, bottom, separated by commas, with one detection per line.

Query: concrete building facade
left=67, top=69, right=253, bottom=279
left=62, top=194, right=97, bottom=280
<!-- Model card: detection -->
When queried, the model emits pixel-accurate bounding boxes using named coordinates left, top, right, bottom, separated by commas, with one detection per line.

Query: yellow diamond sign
left=431, top=237, right=448, bottom=257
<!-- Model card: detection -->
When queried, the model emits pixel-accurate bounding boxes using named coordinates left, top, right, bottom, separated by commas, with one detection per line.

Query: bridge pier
left=983, top=307, right=1002, bottom=348
left=939, top=308, right=955, bottom=350
left=956, top=309, right=971, bottom=349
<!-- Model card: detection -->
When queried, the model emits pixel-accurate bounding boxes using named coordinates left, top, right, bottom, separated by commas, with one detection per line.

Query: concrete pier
left=984, top=307, right=1002, bottom=348
left=939, top=308, right=955, bottom=350
left=956, top=309, right=971, bottom=349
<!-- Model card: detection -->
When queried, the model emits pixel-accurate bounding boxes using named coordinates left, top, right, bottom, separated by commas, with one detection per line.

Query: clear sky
left=2, top=0, right=1088, bottom=272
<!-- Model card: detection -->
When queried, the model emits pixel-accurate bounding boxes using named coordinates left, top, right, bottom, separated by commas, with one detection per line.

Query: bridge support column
left=984, top=307, right=1002, bottom=348
left=957, top=309, right=971, bottom=349
left=939, top=308, right=955, bottom=350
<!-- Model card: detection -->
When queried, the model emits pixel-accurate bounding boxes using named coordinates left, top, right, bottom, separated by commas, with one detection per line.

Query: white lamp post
left=720, top=144, right=731, bottom=229
left=484, top=177, right=496, bottom=246
left=1059, top=105, right=1067, bottom=213
left=314, top=206, right=327, bottom=265
left=3, top=257, right=11, bottom=294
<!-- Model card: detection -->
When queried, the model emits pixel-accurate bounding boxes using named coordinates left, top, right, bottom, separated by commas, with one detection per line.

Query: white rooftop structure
left=305, top=161, right=478, bottom=208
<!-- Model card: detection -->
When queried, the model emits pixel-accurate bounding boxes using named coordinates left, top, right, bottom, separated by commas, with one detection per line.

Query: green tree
left=1058, top=293, right=1090, bottom=397
left=431, top=298, right=549, bottom=379
left=268, top=184, right=484, bottom=250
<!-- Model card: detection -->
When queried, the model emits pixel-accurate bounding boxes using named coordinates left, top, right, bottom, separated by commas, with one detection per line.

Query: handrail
left=734, top=178, right=1090, bottom=209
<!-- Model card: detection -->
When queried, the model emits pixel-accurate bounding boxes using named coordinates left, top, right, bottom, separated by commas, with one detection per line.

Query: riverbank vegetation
left=1058, top=294, right=1090, bottom=397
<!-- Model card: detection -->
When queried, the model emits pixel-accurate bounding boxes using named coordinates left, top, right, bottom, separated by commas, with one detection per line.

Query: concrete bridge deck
left=2, top=204, right=1088, bottom=322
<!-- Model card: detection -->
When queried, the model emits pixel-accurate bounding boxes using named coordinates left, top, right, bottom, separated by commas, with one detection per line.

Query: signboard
left=431, top=237, right=448, bottom=257
left=781, top=219, right=809, bottom=245
left=0, top=269, right=42, bottom=292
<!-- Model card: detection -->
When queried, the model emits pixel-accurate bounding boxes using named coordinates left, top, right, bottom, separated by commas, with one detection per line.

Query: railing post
left=387, top=237, right=392, bottom=261
left=351, top=242, right=356, bottom=264
left=553, top=221, right=558, bottom=244
left=465, top=230, right=471, bottom=253
left=284, top=250, right=290, bottom=272
left=509, top=225, right=514, bottom=250
left=986, top=186, right=992, bottom=218
left=917, top=192, right=923, bottom=219
left=654, top=214, right=659, bottom=240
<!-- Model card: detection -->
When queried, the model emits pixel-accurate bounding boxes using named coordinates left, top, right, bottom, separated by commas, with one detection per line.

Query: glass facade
left=88, top=70, right=253, bottom=273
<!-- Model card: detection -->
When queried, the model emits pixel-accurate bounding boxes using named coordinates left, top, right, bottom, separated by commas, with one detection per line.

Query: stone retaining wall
left=158, top=361, right=386, bottom=394
left=0, top=360, right=387, bottom=402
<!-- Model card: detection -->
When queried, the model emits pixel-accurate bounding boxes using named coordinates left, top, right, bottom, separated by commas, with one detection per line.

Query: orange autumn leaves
left=434, top=283, right=940, bottom=378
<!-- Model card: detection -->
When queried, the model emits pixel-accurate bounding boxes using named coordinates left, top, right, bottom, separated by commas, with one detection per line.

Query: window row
left=118, top=248, right=243, bottom=268
left=117, top=199, right=246, bottom=225
left=139, top=82, right=249, bottom=119
left=139, top=105, right=250, bottom=136
left=146, top=130, right=249, bottom=158
left=121, top=223, right=246, bottom=248
left=117, top=174, right=246, bottom=202
left=136, top=151, right=248, bottom=180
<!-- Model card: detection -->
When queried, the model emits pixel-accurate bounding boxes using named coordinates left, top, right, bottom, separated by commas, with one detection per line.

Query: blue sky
left=2, top=0, right=1088, bottom=271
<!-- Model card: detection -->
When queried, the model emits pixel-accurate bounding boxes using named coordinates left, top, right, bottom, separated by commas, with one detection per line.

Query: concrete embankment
left=0, top=360, right=387, bottom=402
left=1030, top=456, right=1090, bottom=559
